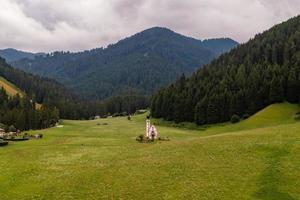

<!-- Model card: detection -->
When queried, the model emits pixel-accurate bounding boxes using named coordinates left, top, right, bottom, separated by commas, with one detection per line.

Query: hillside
left=199, top=103, right=300, bottom=136
left=0, top=57, right=86, bottom=119
left=0, top=48, right=45, bottom=63
left=12, top=27, right=238, bottom=99
left=0, top=57, right=150, bottom=120
left=0, top=76, right=25, bottom=97
left=151, top=16, right=300, bottom=125
left=0, top=103, right=299, bottom=199
left=0, top=76, right=45, bottom=110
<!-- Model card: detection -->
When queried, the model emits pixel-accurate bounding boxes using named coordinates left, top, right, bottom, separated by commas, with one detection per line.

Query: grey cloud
left=0, top=0, right=299, bottom=52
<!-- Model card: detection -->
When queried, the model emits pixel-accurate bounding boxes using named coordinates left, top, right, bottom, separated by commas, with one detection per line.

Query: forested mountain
left=0, top=57, right=148, bottom=122
left=0, top=57, right=78, bottom=130
left=0, top=59, right=63, bottom=130
left=151, top=16, right=300, bottom=124
left=12, top=27, right=238, bottom=99
left=0, top=48, right=45, bottom=63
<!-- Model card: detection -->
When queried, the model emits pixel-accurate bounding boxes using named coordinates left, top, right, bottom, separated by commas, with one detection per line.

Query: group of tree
left=151, top=16, right=300, bottom=125
left=0, top=57, right=148, bottom=124
left=0, top=88, right=59, bottom=131
left=11, top=27, right=238, bottom=99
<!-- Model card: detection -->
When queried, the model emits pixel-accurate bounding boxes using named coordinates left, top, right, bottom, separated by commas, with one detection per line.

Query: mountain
left=0, top=57, right=82, bottom=117
left=0, top=57, right=148, bottom=120
left=151, top=16, right=300, bottom=124
left=0, top=58, right=63, bottom=130
left=0, top=48, right=45, bottom=63
left=11, top=27, right=238, bottom=99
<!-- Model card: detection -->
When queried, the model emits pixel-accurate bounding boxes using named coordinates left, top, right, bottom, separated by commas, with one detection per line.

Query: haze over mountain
left=151, top=16, right=300, bottom=124
left=1, top=0, right=299, bottom=52
left=11, top=27, right=238, bottom=99
left=0, top=49, right=45, bottom=63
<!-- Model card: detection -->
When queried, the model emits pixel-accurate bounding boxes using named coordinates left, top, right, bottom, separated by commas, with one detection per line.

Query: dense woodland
left=12, top=27, right=238, bottom=99
left=0, top=89, right=59, bottom=131
left=151, top=16, right=300, bottom=125
left=0, top=57, right=148, bottom=128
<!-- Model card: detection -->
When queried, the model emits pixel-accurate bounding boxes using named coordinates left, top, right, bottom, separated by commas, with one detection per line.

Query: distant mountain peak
left=11, top=28, right=238, bottom=99
left=0, top=48, right=46, bottom=63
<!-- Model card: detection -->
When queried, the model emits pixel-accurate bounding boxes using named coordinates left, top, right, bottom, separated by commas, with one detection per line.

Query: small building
left=145, top=118, right=158, bottom=139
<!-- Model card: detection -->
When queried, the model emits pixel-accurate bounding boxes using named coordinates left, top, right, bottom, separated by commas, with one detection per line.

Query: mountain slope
left=12, top=27, right=238, bottom=99
left=0, top=57, right=86, bottom=118
left=203, top=103, right=300, bottom=135
left=0, top=76, right=25, bottom=97
left=151, top=16, right=300, bottom=124
left=0, top=48, right=45, bottom=63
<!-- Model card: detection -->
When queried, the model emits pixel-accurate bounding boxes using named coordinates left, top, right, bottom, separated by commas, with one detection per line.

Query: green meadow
left=1, top=103, right=300, bottom=199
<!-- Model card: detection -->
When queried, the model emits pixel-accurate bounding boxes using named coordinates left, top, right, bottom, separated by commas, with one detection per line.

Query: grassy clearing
left=0, top=76, right=42, bottom=109
left=0, top=76, right=25, bottom=97
left=0, top=103, right=299, bottom=199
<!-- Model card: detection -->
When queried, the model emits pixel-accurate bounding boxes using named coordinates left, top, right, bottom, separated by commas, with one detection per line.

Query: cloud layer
left=1, top=0, right=299, bottom=52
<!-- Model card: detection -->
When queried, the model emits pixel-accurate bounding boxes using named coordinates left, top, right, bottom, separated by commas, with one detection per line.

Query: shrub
left=0, top=123, right=6, bottom=129
left=136, top=134, right=154, bottom=143
left=136, top=134, right=145, bottom=142
left=112, top=113, right=119, bottom=117
left=121, top=112, right=128, bottom=116
left=295, top=113, right=300, bottom=121
left=243, top=114, right=250, bottom=119
left=0, top=139, right=8, bottom=146
left=231, top=115, right=240, bottom=124
left=8, top=125, right=17, bottom=132
left=135, top=110, right=147, bottom=115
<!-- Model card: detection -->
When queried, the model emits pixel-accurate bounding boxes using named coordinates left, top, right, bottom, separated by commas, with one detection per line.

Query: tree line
left=151, top=16, right=300, bottom=125
left=0, top=57, right=148, bottom=131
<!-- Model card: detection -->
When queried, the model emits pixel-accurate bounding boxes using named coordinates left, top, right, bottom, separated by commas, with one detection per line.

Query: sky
left=0, top=0, right=299, bottom=52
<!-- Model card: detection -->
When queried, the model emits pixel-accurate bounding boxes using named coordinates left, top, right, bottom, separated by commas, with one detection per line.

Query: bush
left=231, top=115, right=240, bottom=124
left=243, top=114, right=250, bottom=119
left=136, top=134, right=153, bottom=143
left=0, top=123, right=6, bottom=129
left=295, top=113, right=300, bottom=121
left=0, top=139, right=8, bottom=146
left=8, top=125, right=17, bottom=132
left=138, top=134, right=144, bottom=141
left=135, top=110, right=148, bottom=115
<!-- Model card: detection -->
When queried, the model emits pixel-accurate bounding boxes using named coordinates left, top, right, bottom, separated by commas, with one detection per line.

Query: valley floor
left=0, top=103, right=300, bottom=199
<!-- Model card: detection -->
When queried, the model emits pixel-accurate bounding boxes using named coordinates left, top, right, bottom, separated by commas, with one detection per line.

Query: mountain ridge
left=10, top=27, right=238, bottom=99
left=0, top=48, right=45, bottom=63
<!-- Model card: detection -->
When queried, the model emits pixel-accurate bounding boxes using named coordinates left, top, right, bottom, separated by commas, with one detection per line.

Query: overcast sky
left=0, top=0, right=299, bottom=52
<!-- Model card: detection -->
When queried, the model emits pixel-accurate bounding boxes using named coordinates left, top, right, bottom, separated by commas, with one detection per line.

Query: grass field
left=0, top=103, right=300, bottom=199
